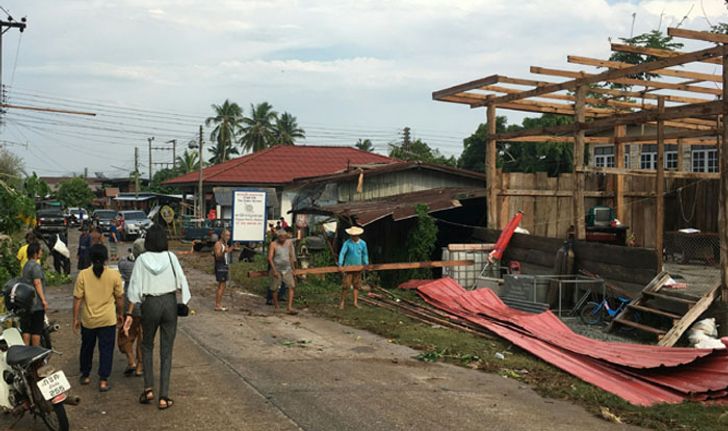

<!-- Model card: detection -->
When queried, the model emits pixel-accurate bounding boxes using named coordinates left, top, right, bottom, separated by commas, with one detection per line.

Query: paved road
left=4, top=232, right=641, bottom=430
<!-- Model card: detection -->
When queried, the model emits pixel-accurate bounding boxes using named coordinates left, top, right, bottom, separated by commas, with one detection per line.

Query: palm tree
left=208, top=144, right=240, bottom=165
left=205, top=99, right=243, bottom=164
left=274, top=112, right=305, bottom=145
left=239, top=102, right=278, bottom=153
left=355, top=138, right=374, bottom=152
left=175, top=149, right=200, bottom=174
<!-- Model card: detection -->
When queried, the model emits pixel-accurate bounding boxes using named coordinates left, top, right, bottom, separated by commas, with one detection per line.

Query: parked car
left=35, top=208, right=68, bottom=236
left=182, top=219, right=231, bottom=251
left=92, top=209, right=118, bottom=232
left=118, top=210, right=152, bottom=241
left=65, top=207, right=90, bottom=226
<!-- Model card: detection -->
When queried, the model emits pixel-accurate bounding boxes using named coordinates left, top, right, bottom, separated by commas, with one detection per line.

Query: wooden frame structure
left=432, top=27, right=728, bottom=304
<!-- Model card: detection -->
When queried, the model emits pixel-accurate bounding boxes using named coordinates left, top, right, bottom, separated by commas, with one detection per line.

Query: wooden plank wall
left=496, top=172, right=718, bottom=248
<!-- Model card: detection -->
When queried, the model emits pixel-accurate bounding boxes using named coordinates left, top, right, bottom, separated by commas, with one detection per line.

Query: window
left=623, top=145, right=630, bottom=169
left=594, top=146, right=614, bottom=168
left=692, top=146, right=718, bottom=173
left=639, top=144, right=677, bottom=170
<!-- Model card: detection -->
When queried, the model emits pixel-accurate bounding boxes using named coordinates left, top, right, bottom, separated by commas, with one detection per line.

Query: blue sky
left=0, top=0, right=726, bottom=177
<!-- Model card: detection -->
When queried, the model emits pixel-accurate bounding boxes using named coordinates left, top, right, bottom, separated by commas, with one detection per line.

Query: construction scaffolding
left=432, top=27, right=728, bottom=304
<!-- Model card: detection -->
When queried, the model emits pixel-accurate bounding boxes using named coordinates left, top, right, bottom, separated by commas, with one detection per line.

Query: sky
left=0, top=0, right=726, bottom=178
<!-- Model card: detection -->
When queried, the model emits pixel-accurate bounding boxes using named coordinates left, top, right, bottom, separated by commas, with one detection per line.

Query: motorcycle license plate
left=37, top=371, right=71, bottom=401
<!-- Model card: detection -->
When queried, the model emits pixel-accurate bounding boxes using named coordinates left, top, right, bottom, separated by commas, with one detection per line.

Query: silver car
left=118, top=210, right=152, bottom=240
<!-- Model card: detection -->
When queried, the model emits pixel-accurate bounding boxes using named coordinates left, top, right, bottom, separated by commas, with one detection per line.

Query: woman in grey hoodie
left=123, top=225, right=191, bottom=410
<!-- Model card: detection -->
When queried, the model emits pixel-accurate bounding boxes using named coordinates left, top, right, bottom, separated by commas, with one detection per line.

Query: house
left=163, top=145, right=396, bottom=223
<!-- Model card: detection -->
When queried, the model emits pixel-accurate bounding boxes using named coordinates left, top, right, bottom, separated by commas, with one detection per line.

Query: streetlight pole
left=198, top=126, right=204, bottom=219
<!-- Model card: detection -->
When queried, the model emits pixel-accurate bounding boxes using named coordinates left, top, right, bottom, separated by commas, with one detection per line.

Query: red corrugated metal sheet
left=414, top=277, right=728, bottom=406
left=164, top=145, right=395, bottom=186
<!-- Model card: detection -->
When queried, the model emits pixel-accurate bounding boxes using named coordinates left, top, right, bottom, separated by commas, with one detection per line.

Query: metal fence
left=499, top=274, right=605, bottom=316
left=664, top=231, right=719, bottom=266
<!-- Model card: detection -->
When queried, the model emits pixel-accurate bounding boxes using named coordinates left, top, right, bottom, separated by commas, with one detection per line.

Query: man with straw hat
left=268, top=229, right=297, bottom=314
left=338, top=225, right=369, bottom=309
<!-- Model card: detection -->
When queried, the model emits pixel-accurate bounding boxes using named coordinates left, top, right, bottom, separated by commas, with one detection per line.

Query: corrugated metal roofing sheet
left=414, top=277, right=728, bottom=406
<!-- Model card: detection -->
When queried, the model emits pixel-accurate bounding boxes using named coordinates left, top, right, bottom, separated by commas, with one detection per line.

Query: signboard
left=231, top=190, right=268, bottom=242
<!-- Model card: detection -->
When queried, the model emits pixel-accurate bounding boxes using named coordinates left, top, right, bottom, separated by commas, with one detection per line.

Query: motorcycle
left=1, top=284, right=70, bottom=431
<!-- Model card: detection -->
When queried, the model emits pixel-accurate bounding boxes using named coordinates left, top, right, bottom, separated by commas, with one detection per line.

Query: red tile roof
left=164, top=145, right=395, bottom=186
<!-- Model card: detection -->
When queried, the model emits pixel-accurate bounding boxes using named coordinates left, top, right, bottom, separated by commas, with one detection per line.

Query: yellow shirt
left=17, top=244, right=28, bottom=272
left=73, top=267, right=123, bottom=329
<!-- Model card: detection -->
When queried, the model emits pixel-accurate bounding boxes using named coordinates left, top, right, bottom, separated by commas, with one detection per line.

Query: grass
left=225, top=257, right=728, bottom=430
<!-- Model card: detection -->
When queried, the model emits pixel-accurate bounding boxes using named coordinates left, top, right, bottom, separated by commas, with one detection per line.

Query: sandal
left=214, top=307, right=228, bottom=312
left=139, top=388, right=154, bottom=404
left=99, top=380, right=111, bottom=392
left=123, top=367, right=135, bottom=377
left=158, top=397, right=174, bottom=410
left=79, top=376, right=91, bottom=385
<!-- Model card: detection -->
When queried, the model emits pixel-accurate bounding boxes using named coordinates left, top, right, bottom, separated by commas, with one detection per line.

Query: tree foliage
left=24, top=172, right=50, bottom=199
left=355, top=139, right=374, bottom=152
left=0, top=148, right=24, bottom=187
left=405, top=204, right=438, bottom=279
left=240, top=102, right=278, bottom=153
left=175, top=149, right=200, bottom=174
left=608, top=30, right=683, bottom=84
left=389, top=138, right=456, bottom=166
left=145, top=167, right=184, bottom=194
left=275, top=112, right=305, bottom=145
left=57, top=177, right=95, bottom=208
left=206, top=99, right=243, bottom=164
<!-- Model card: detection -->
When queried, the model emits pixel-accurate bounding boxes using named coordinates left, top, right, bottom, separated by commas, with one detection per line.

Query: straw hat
left=345, top=226, right=364, bottom=236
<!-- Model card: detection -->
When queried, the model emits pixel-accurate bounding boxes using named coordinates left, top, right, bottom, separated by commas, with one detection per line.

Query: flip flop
left=99, top=381, right=111, bottom=392
left=286, top=310, right=299, bottom=315
left=214, top=307, right=228, bottom=312
left=123, top=367, right=135, bottom=377
left=139, top=389, right=154, bottom=404
left=79, top=376, right=91, bottom=385
left=158, top=397, right=175, bottom=410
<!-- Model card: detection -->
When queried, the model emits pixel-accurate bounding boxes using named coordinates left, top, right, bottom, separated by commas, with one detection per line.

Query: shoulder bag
left=167, top=252, right=190, bottom=317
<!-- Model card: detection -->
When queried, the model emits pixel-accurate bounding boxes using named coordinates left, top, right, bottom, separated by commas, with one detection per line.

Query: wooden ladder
left=608, top=271, right=720, bottom=347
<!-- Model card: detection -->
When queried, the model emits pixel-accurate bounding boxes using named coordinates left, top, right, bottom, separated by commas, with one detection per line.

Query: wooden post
left=486, top=103, right=498, bottom=229
left=573, top=85, right=587, bottom=239
left=613, top=124, right=626, bottom=222
left=656, top=97, right=666, bottom=271
left=721, top=44, right=728, bottom=304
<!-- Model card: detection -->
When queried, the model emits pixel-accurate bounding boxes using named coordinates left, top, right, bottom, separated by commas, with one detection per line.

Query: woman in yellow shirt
left=73, top=244, right=124, bottom=392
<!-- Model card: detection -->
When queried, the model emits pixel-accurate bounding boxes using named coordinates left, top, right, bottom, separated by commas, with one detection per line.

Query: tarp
left=414, top=277, right=728, bottom=406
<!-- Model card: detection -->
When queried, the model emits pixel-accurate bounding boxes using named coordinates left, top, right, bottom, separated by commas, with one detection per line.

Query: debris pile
left=409, top=277, right=728, bottom=406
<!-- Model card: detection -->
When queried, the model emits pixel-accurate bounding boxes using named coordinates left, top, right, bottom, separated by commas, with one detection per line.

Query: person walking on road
left=117, top=239, right=145, bottom=377
left=73, top=244, right=124, bottom=392
left=268, top=230, right=297, bottom=314
left=213, top=229, right=231, bottom=312
left=78, top=225, right=92, bottom=270
left=124, top=224, right=191, bottom=410
left=16, top=231, right=37, bottom=272
left=20, top=242, right=48, bottom=347
left=338, top=226, right=369, bottom=310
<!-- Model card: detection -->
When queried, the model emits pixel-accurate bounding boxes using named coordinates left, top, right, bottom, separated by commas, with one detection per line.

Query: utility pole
left=166, top=139, right=177, bottom=169
left=198, top=126, right=204, bottom=219
left=134, top=146, right=140, bottom=199
left=83, top=167, right=88, bottom=178
left=403, top=127, right=411, bottom=150
left=147, top=137, right=154, bottom=182
left=0, top=15, right=27, bottom=120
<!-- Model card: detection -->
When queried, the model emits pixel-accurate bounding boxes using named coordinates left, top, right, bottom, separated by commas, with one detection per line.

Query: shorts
left=342, top=271, right=362, bottom=290
left=21, top=310, right=45, bottom=336
left=215, top=265, right=229, bottom=282
left=270, top=270, right=295, bottom=292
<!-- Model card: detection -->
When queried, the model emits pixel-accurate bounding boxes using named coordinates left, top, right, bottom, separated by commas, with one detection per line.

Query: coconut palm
left=208, top=143, right=239, bottom=165
left=239, top=102, right=278, bottom=153
left=175, top=149, right=201, bottom=174
left=274, top=112, right=305, bottom=145
left=355, top=138, right=374, bottom=152
left=205, top=99, right=243, bottom=164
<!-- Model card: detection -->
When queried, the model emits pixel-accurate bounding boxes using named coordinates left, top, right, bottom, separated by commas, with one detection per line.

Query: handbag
left=167, top=252, right=190, bottom=317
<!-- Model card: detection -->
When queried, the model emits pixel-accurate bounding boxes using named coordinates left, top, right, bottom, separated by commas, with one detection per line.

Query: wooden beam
left=588, top=86, right=711, bottom=105
left=615, top=127, right=719, bottom=144
left=432, top=74, right=500, bottom=100
left=247, top=259, right=476, bottom=278
left=501, top=135, right=611, bottom=144
left=497, top=189, right=655, bottom=198
left=574, top=85, right=587, bottom=240
left=487, top=104, right=498, bottom=229
left=0, top=103, right=96, bottom=116
left=668, top=27, right=728, bottom=45
left=721, top=44, right=728, bottom=305
left=611, top=43, right=722, bottom=65
left=567, top=55, right=721, bottom=83
left=657, top=284, right=721, bottom=347
left=579, top=166, right=719, bottom=179
left=490, top=45, right=723, bottom=104
left=491, top=100, right=724, bottom=140
left=530, top=66, right=722, bottom=96
left=655, top=97, right=665, bottom=271
left=614, top=124, right=626, bottom=222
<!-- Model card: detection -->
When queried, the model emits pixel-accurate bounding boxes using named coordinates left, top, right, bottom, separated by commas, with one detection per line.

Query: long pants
left=80, top=325, right=116, bottom=379
left=141, top=293, right=177, bottom=398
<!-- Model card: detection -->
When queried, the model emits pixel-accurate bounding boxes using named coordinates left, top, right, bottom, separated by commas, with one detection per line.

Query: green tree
left=274, top=112, right=305, bottom=145
left=23, top=172, right=50, bottom=199
left=608, top=30, right=683, bottom=85
left=205, top=99, right=243, bottom=164
left=175, top=149, right=200, bottom=174
left=0, top=148, right=23, bottom=187
left=355, top=139, right=374, bottom=152
left=0, top=179, right=34, bottom=234
left=57, top=177, right=94, bottom=208
left=208, top=142, right=239, bottom=165
left=405, top=204, right=438, bottom=279
left=389, top=139, right=456, bottom=166
left=145, top=168, right=182, bottom=194
left=458, top=116, right=509, bottom=173
left=240, top=102, right=278, bottom=153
